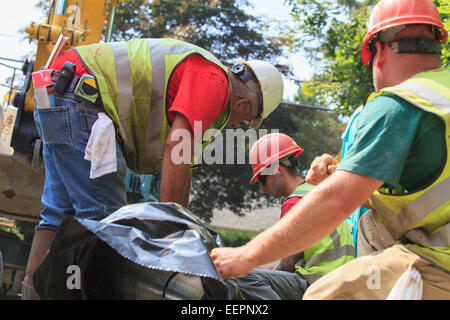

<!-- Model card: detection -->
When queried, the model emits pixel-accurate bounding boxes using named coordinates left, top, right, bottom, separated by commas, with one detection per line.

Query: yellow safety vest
left=289, top=183, right=355, bottom=284
left=367, top=70, right=450, bottom=272
left=75, top=38, right=231, bottom=174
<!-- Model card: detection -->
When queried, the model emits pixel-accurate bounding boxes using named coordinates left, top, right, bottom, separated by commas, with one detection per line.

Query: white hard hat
left=243, top=60, right=284, bottom=128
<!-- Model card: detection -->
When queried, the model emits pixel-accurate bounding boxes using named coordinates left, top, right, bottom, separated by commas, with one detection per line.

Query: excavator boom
left=0, top=0, right=119, bottom=298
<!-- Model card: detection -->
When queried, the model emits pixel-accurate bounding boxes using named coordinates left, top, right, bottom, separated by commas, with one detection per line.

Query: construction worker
left=211, top=0, right=450, bottom=299
left=249, top=133, right=355, bottom=282
left=228, top=133, right=353, bottom=300
left=24, top=38, right=284, bottom=299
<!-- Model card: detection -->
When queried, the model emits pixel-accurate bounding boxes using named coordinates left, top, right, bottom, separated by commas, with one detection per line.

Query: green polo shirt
left=337, top=94, right=445, bottom=193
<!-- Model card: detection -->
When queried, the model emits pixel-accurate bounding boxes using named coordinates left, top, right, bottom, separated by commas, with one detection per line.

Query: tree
left=32, top=0, right=346, bottom=222
left=112, top=0, right=286, bottom=64
left=286, top=0, right=450, bottom=115
left=437, top=0, right=450, bottom=68
left=112, top=0, right=300, bottom=221
left=112, top=0, right=347, bottom=221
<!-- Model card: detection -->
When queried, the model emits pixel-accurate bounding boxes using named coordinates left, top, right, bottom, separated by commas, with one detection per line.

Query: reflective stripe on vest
left=295, top=224, right=355, bottom=284
left=288, top=183, right=355, bottom=283
left=75, top=38, right=231, bottom=174
left=302, top=229, right=355, bottom=267
left=367, top=70, right=450, bottom=271
left=287, top=182, right=315, bottom=198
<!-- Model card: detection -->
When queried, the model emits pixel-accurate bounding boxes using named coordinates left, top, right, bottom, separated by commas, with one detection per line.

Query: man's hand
left=305, top=153, right=338, bottom=185
left=210, top=246, right=256, bottom=279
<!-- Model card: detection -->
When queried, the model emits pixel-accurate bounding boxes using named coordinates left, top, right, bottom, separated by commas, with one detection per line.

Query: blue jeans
left=34, top=91, right=127, bottom=227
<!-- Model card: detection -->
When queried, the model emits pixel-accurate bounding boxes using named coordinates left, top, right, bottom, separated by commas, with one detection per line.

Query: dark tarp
left=33, top=202, right=234, bottom=299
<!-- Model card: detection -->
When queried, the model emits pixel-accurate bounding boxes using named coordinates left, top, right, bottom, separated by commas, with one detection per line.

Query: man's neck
left=285, top=176, right=305, bottom=197
left=380, top=60, right=439, bottom=90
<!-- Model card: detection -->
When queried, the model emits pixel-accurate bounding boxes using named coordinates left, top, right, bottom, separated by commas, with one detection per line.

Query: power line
left=127, top=0, right=247, bottom=13
left=0, top=61, right=22, bottom=71
left=0, top=57, right=25, bottom=64
left=280, top=101, right=330, bottom=112
left=0, top=33, right=23, bottom=39
left=0, top=83, right=20, bottom=89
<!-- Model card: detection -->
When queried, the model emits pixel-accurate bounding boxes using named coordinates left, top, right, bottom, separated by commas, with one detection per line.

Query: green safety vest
left=367, top=70, right=450, bottom=272
left=75, top=38, right=231, bottom=174
left=288, top=183, right=355, bottom=284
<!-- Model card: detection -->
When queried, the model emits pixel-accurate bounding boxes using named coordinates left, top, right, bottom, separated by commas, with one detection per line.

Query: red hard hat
left=249, top=133, right=304, bottom=184
left=361, top=0, right=448, bottom=66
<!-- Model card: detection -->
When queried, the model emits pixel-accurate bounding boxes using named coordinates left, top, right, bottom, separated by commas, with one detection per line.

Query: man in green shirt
left=338, top=94, right=444, bottom=193
left=211, top=0, right=450, bottom=299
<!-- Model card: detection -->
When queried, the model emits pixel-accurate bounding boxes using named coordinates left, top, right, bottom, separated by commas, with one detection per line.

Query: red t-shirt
left=280, top=197, right=302, bottom=219
left=51, top=50, right=229, bottom=135
left=166, top=54, right=229, bottom=134
left=51, top=49, right=92, bottom=77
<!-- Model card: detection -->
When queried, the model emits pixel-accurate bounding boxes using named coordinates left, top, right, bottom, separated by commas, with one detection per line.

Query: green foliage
left=112, top=0, right=286, bottom=63
left=262, top=105, right=345, bottom=174
left=285, top=0, right=375, bottom=115
left=111, top=0, right=346, bottom=222
left=435, top=0, right=450, bottom=69
left=286, top=0, right=450, bottom=115
left=213, top=226, right=259, bottom=247
left=0, top=224, right=24, bottom=241
left=29, top=0, right=351, bottom=223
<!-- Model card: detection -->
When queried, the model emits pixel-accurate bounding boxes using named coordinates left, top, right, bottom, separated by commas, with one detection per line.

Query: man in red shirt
left=46, top=41, right=283, bottom=211
left=25, top=38, right=284, bottom=299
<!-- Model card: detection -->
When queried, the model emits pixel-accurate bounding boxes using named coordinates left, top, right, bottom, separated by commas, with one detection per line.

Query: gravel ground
left=209, top=206, right=280, bottom=232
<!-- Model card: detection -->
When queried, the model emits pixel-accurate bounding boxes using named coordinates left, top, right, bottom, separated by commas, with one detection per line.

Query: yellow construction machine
left=0, top=0, right=119, bottom=298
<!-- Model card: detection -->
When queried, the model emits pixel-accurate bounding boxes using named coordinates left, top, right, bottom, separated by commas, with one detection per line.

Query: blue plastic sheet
left=33, top=202, right=231, bottom=299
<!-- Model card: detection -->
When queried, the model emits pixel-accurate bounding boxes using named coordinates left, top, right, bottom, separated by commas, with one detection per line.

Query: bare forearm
left=211, top=170, right=383, bottom=278
left=160, top=158, right=190, bottom=205
left=160, top=113, right=193, bottom=206
left=246, top=171, right=382, bottom=266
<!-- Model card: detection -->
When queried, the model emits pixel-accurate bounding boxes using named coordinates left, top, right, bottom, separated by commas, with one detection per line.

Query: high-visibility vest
left=367, top=69, right=450, bottom=272
left=287, top=183, right=355, bottom=284
left=75, top=38, right=231, bottom=174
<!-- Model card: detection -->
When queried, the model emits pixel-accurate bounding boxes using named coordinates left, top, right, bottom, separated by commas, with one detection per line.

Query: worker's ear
left=232, top=98, right=249, bottom=112
left=277, top=165, right=284, bottom=176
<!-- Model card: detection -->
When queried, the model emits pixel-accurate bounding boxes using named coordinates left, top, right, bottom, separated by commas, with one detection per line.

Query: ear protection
left=272, top=170, right=283, bottom=196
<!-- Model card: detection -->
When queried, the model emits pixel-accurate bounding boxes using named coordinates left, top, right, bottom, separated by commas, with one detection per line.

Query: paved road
left=210, top=206, right=280, bottom=232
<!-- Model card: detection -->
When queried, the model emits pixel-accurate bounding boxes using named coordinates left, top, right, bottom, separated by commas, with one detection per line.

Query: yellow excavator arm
left=0, top=0, right=121, bottom=225
left=0, top=1, right=122, bottom=297
left=22, top=0, right=119, bottom=112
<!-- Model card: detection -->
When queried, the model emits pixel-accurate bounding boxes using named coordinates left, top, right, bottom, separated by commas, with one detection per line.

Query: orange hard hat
left=361, top=0, right=448, bottom=66
left=249, top=133, right=304, bottom=184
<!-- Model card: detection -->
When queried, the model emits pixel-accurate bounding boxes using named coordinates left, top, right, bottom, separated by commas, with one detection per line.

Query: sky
left=0, top=0, right=312, bottom=104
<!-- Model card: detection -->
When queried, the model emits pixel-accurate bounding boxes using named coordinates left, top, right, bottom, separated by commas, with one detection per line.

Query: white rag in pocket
left=84, top=112, right=117, bottom=179
left=386, top=266, right=423, bottom=300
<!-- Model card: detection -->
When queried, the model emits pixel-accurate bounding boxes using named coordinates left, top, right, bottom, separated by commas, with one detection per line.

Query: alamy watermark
left=170, top=121, right=280, bottom=174
left=66, top=265, right=81, bottom=290
left=366, top=265, right=381, bottom=290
